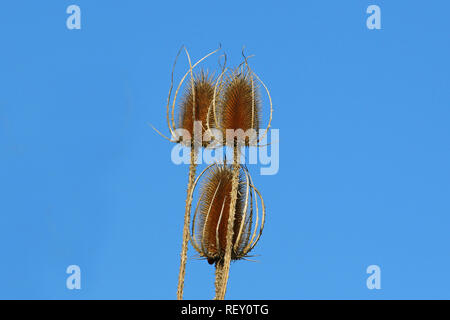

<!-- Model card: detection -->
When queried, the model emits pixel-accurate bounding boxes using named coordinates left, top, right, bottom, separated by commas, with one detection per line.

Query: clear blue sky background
left=0, top=0, right=449, bottom=299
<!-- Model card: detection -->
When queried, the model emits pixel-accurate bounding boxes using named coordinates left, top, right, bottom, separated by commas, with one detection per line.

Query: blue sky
left=0, top=0, right=449, bottom=299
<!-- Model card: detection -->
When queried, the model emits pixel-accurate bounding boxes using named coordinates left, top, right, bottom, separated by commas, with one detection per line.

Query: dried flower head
left=189, top=164, right=265, bottom=265
left=178, top=70, right=216, bottom=147
left=221, top=71, right=261, bottom=133
left=212, top=54, right=273, bottom=148
left=152, top=46, right=221, bottom=146
left=214, top=69, right=261, bottom=147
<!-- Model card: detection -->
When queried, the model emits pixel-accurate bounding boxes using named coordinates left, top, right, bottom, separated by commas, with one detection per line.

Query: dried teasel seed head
left=197, top=165, right=245, bottom=264
left=178, top=70, right=216, bottom=147
left=220, top=71, right=261, bottom=146
left=190, top=164, right=265, bottom=265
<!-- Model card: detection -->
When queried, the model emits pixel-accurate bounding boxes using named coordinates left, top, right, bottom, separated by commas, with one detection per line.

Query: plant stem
left=177, top=144, right=197, bottom=300
left=214, top=261, right=224, bottom=299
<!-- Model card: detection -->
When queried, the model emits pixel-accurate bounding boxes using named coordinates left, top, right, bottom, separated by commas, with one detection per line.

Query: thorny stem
left=214, top=261, right=224, bottom=299
left=177, top=144, right=198, bottom=300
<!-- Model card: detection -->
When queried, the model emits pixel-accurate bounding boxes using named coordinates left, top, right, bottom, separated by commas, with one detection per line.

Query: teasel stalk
left=188, top=164, right=266, bottom=298
left=153, top=46, right=221, bottom=299
left=211, top=53, right=273, bottom=299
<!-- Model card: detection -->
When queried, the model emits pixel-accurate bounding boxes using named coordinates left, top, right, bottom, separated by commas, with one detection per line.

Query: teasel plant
left=155, top=46, right=272, bottom=299
left=206, top=51, right=273, bottom=299
left=152, top=45, right=223, bottom=299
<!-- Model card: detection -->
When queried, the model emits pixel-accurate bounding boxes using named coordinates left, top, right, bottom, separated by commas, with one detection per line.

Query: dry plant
left=155, top=47, right=272, bottom=300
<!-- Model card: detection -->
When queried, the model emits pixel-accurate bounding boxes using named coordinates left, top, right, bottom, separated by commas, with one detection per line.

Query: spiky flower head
left=178, top=70, right=216, bottom=147
left=219, top=70, right=261, bottom=147
left=190, top=164, right=265, bottom=265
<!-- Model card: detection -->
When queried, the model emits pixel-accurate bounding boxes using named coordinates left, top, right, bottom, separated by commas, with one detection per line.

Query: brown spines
left=178, top=71, right=215, bottom=145
left=196, top=165, right=246, bottom=264
left=220, top=72, right=261, bottom=143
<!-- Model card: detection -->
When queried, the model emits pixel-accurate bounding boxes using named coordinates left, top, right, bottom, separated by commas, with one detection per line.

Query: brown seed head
left=189, top=164, right=266, bottom=266
left=178, top=70, right=216, bottom=146
left=194, top=165, right=247, bottom=264
left=220, top=71, right=261, bottom=146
